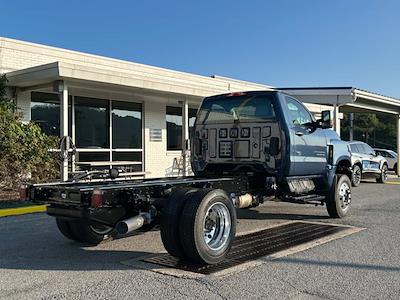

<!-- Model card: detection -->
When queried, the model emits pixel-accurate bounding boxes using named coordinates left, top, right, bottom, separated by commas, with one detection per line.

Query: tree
left=0, top=74, right=59, bottom=190
left=341, top=112, right=397, bottom=150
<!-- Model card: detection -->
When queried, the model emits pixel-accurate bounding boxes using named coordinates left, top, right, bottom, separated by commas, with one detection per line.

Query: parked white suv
left=349, top=141, right=388, bottom=186
left=374, top=148, right=398, bottom=175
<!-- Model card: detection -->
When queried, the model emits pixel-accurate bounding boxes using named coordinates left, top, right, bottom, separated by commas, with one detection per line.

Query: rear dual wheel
left=160, top=188, right=236, bottom=264
left=56, top=218, right=113, bottom=245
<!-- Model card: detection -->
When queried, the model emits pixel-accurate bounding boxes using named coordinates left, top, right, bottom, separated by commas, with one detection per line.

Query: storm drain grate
left=143, top=222, right=348, bottom=275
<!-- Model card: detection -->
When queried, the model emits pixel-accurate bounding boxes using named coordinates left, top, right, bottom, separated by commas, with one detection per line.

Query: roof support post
left=349, top=113, right=354, bottom=141
left=182, top=99, right=189, bottom=176
left=59, top=81, right=69, bottom=182
left=333, top=104, right=341, bottom=136
left=397, top=114, right=400, bottom=177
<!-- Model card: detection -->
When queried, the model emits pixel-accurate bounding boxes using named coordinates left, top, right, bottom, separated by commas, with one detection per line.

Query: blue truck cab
left=192, top=90, right=353, bottom=218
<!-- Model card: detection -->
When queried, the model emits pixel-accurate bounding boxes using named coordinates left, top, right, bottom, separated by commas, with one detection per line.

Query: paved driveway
left=0, top=177, right=399, bottom=299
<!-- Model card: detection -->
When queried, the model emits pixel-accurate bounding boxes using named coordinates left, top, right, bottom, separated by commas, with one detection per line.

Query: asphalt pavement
left=0, top=176, right=399, bottom=299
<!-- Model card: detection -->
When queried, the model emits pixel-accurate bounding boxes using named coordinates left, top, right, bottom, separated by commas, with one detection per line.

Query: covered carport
left=279, top=87, right=400, bottom=176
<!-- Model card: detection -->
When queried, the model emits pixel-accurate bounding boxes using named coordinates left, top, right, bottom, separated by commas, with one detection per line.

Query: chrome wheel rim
left=338, top=181, right=351, bottom=210
left=353, top=167, right=361, bottom=185
left=89, top=224, right=113, bottom=235
left=203, top=202, right=231, bottom=251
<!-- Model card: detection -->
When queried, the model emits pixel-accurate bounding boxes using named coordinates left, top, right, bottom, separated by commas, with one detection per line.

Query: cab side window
left=285, top=97, right=312, bottom=126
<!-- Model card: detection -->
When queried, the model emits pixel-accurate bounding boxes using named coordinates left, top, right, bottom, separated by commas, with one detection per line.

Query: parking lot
left=1, top=176, right=399, bottom=300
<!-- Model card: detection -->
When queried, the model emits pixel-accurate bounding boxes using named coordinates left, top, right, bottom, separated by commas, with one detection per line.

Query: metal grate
left=143, top=222, right=347, bottom=275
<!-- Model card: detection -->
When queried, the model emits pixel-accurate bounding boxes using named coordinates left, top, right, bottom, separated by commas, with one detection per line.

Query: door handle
left=295, top=131, right=304, bottom=136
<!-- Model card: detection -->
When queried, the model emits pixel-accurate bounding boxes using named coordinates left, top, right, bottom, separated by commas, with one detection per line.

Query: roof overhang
left=279, top=87, right=400, bottom=115
left=6, top=61, right=273, bottom=102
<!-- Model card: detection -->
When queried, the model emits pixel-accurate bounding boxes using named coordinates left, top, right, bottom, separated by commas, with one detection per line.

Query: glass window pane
left=75, top=97, right=109, bottom=148
left=31, top=92, right=72, bottom=138
left=76, top=152, right=110, bottom=162
left=112, top=101, right=142, bottom=149
left=197, top=95, right=275, bottom=124
left=285, top=97, right=312, bottom=126
left=166, top=106, right=182, bottom=150
left=112, top=151, right=142, bottom=162
left=31, top=92, right=60, bottom=136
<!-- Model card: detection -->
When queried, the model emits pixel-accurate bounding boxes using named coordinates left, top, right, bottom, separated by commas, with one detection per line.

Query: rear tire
left=376, top=164, right=388, bottom=183
left=351, top=165, right=362, bottom=187
left=326, top=175, right=352, bottom=218
left=179, top=189, right=236, bottom=264
left=69, top=221, right=113, bottom=245
left=160, top=188, right=199, bottom=259
left=394, top=164, right=398, bottom=175
left=56, top=218, right=78, bottom=241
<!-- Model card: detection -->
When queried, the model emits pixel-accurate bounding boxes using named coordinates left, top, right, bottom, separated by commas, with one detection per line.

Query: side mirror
left=319, top=110, right=333, bottom=129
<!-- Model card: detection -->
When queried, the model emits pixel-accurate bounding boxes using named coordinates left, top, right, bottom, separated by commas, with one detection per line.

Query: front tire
left=351, top=165, right=362, bottom=187
left=326, top=175, right=352, bottom=218
left=376, top=164, right=388, bottom=183
left=179, top=189, right=236, bottom=264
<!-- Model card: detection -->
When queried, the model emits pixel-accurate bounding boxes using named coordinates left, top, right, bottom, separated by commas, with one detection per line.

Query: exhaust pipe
left=116, top=213, right=151, bottom=235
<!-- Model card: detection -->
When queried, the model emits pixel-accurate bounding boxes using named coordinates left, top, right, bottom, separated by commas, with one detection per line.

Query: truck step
left=282, top=194, right=325, bottom=205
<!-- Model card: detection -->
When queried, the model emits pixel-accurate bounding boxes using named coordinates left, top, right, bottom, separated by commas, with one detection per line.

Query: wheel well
left=336, top=160, right=352, bottom=179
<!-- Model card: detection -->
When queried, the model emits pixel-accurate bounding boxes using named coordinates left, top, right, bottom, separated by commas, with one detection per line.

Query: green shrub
left=0, top=75, right=59, bottom=190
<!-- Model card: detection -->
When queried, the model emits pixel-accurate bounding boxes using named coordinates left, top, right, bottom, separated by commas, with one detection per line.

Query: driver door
left=286, top=97, right=327, bottom=175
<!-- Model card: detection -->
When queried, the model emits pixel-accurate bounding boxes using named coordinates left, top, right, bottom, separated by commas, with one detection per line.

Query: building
left=1, top=37, right=399, bottom=179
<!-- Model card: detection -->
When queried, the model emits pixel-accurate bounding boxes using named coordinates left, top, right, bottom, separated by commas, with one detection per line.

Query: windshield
left=197, top=95, right=275, bottom=124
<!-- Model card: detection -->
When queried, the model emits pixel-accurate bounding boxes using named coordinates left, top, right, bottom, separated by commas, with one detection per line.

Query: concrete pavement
left=0, top=179, right=399, bottom=299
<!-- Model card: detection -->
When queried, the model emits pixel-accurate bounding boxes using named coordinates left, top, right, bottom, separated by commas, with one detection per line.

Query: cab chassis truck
left=23, top=91, right=353, bottom=265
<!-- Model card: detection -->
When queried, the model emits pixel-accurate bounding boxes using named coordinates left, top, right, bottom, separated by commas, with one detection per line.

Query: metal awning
left=278, top=87, right=400, bottom=115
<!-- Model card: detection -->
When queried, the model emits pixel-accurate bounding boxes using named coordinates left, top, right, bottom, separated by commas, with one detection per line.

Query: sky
left=1, top=0, right=400, bottom=97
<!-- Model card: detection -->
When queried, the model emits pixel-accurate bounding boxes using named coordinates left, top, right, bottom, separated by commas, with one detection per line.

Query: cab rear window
left=197, top=95, right=275, bottom=124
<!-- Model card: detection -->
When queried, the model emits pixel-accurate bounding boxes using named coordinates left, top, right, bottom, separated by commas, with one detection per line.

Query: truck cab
left=191, top=91, right=352, bottom=210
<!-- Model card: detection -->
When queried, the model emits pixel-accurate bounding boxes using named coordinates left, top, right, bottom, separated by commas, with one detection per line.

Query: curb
left=0, top=205, right=47, bottom=217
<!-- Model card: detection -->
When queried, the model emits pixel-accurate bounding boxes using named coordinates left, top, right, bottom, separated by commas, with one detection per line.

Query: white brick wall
left=143, top=101, right=183, bottom=178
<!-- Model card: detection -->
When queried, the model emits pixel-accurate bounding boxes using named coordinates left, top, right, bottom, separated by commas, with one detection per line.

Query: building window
left=166, top=106, right=197, bottom=151
left=112, top=101, right=142, bottom=149
left=31, top=92, right=72, bottom=137
left=74, top=96, right=109, bottom=148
